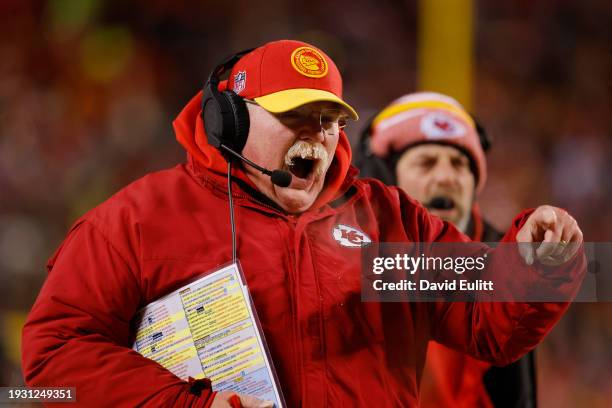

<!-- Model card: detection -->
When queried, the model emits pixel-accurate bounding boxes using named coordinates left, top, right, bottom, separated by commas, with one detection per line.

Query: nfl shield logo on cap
left=233, top=71, right=247, bottom=95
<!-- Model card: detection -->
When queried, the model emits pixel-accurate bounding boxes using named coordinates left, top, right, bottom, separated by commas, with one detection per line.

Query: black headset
left=353, top=114, right=398, bottom=185
left=472, top=115, right=491, bottom=152
left=200, top=48, right=293, bottom=189
left=201, top=48, right=255, bottom=154
left=354, top=110, right=492, bottom=185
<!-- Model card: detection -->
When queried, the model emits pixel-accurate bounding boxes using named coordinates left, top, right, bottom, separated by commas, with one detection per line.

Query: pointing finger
left=516, top=219, right=535, bottom=265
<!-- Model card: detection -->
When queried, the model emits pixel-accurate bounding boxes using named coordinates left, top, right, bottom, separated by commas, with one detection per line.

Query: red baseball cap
left=227, top=39, right=358, bottom=120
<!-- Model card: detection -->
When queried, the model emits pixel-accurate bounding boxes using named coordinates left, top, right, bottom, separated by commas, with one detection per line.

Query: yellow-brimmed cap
left=254, top=88, right=358, bottom=120
left=227, top=40, right=359, bottom=121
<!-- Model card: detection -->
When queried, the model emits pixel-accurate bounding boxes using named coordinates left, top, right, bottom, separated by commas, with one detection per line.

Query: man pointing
left=22, top=40, right=584, bottom=407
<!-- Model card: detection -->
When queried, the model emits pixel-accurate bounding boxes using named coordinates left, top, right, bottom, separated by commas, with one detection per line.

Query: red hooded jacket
left=22, top=93, right=585, bottom=407
left=419, top=207, right=503, bottom=408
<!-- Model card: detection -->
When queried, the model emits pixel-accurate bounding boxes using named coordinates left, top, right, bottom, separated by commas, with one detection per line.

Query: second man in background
left=355, top=91, right=537, bottom=408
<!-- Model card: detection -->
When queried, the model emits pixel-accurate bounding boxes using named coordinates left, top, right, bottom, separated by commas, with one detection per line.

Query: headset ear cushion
left=353, top=128, right=398, bottom=185
left=202, top=94, right=224, bottom=147
left=223, top=91, right=250, bottom=152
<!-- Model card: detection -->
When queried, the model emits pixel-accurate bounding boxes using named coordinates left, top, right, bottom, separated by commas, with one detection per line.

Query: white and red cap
left=369, top=92, right=487, bottom=192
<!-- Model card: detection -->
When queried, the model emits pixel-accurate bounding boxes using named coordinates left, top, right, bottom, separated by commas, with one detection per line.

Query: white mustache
left=284, top=141, right=329, bottom=177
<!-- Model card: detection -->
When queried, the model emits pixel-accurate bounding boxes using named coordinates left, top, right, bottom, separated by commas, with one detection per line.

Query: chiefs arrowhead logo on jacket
left=332, top=224, right=372, bottom=247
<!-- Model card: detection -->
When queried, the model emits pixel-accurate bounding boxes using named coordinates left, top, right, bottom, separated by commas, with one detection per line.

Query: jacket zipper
left=277, top=216, right=304, bottom=406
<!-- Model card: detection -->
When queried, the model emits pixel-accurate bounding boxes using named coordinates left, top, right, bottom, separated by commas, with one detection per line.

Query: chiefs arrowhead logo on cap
left=291, top=46, right=328, bottom=78
left=420, top=112, right=466, bottom=140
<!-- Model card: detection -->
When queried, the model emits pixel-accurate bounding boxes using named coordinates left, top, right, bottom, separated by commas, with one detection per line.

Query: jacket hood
left=172, top=89, right=354, bottom=210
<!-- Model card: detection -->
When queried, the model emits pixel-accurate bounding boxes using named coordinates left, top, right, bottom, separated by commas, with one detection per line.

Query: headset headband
left=206, top=48, right=255, bottom=93
left=202, top=48, right=255, bottom=152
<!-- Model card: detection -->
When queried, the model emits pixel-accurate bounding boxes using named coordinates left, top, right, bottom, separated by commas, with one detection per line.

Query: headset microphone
left=203, top=47, right=295, bottom=264
left=202, top=48, right=293, bottom=189
left=270, top=170, right=293, bottom=188
left=218, top=144, right=293, bottom=188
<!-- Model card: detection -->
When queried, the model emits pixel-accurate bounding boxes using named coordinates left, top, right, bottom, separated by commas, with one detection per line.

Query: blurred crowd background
left=1, top=0, right=610, bottom=406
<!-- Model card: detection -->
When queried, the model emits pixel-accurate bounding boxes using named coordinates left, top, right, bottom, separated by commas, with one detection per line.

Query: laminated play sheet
left=132, top=262, right=284, bottom=407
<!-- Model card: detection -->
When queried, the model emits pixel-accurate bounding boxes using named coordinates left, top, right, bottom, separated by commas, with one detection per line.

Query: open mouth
left=288, top=157, right=316, bottom=179
left=426, top=196, right=456, bottom=211
left=284, top=141, right=327, bottom=184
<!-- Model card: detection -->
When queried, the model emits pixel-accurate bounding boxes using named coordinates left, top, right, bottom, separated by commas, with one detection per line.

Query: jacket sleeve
left=399, top=191, right=586, bottom=366
left=21, top=220, right=216, bottom=407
